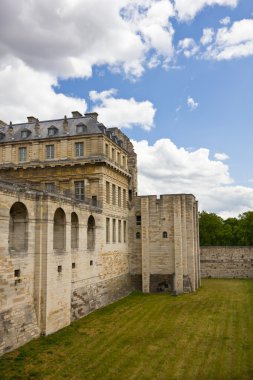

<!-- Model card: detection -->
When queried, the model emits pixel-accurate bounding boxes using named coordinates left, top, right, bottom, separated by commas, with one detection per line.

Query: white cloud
left=214, top=153, right=230, bottom=160
left=0, top=0, right=176, bottom=122
left=174, top=0, right=238, bottom=21
left=0, top=0, right=176, bottom=80
left=89, top=89, right=156, bottom=131
left=178, top=38, right=199, bottom=57
left=219, top=16, right=231, bottom=25
left=200, top=28, right=214, bottom=45
left=133, top=138, right=253, bottom=216
left=187, top=96, right=199, bottom=110
left=0, top=58, right=86, bottom=123
left=204, top=19, right=253, bottom=60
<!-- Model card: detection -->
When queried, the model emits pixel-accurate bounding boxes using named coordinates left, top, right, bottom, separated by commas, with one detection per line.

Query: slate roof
left=0, top=114, right=123, bottom=148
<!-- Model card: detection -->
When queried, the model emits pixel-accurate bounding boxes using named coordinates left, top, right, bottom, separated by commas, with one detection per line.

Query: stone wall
left=71, top=273, right=130, bottom=320
left=129, top=194, right=201, bottom=294
left=0, top=182, right=131, bottom=356
left=200, top=246, right=253, bottom=278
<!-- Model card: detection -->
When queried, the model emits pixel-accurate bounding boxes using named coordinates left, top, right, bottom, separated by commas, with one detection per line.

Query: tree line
left=199, top=211, right=253, bottom=246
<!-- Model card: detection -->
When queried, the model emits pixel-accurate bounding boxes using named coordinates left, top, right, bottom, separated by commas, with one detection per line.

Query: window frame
left=48, top=126, right=58, bottom=137
left=19, top=147, right=27, bottom=162
left=45, top=182, right=55, bottom=192
left=75, top=142, right=84, bottom=157
left=46, top=144, right=55, bottom=160
left=74, top=180, right=85, bottom=201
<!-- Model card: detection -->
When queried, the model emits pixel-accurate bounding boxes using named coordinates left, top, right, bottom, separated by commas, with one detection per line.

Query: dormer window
left=21, top=129, right=31, bottom=139
left=0, top=132, right=5, bottom=140
left=48, top=126, right=58, bottom=136
left=76, top=123, right=87, bottom=134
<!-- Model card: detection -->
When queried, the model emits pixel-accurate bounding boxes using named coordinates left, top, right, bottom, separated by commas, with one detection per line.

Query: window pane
left=112, top=184, right=116, bottom=205
left=118, top=187, right=121, bottom=207
left=74, top=181, right=84, bottom=200
left=46, top=145, right=54, bottom=159
left=19, top=147, right=27, bottom=162
left=45, top=183, right=55, bottom=192
left=75, top=142, right=84, bottom=157
left=112, top=219, right=116, bottom=243
left=123, top=221, right=127, bottom=243
left=118, top=220, right=121, bottom=242
left=106, top=218, right=110, bottom=243
left=106, top=181, right=110, bottom=203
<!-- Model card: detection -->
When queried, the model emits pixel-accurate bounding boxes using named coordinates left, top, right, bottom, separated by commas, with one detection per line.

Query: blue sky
left=1, top=0, right=253, bottom=217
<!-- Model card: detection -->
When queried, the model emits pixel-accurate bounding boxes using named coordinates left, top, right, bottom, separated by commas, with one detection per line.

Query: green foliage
left=199, top=210, right=253, bottom=246
left=1, top=280, right=253, bottom=380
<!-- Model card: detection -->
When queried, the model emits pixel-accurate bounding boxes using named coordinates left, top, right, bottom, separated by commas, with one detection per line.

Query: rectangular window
left=45, top=182, right=55, bottom=192
left=118, top=187, right=121, bottom=207
left=106, top=218, right=110, bottom=243
left=118, top=220, right=121, bottom=243
left=117, top=152, right=120, bottom=165
left=105, top=143, right=109, bottom=156
left=123, top=221, right=127, bottom=243
left=112, top=184, right=116, bottom=205
left=19, top=147, right=27, bottom=162
left=106, top=181, right=110, bottom=203
left=75, top=142, right=84, bottom=157
left=112, top=148, right=115, bottom=161
left=92, top=196, right=97, bottom=206
left=74, top=181, right=84, bottom=201
left=122, top=156, right=126, bottom=169
left=112, top=219, right=116, bottom=243
left=123, top=189, right=126, bottom=208
left=136, top=215, right=142, bottom=225
left=46, top=145, right=54, bottom=159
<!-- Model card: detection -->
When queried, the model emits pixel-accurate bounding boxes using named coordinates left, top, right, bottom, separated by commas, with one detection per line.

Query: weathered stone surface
left=200, top=247, right=253, bottom=278
left=71, top=274, right=131, bottom=320
left=130, top=274, right=142, bottom=291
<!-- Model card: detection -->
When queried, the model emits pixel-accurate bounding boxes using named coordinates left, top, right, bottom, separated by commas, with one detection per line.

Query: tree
left=238, top=212, right=253, bottom=245
left=199, top=211, right=253, bottom=246
left=199, top=211, right=224, bottom=246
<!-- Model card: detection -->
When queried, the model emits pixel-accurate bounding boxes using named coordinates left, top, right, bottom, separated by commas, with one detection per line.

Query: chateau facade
left=0, top=112, right=200, bottom=355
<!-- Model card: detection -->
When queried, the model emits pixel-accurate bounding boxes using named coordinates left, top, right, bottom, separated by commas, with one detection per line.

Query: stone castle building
left=0, top=112, right=200, bottom=355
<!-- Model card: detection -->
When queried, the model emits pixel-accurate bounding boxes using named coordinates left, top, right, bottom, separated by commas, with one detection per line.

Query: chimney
left=85, top=112, right=98, bottom=121
left=72, top=111, right=82, bottom=118
left=27, top=116, right=38, bottom=123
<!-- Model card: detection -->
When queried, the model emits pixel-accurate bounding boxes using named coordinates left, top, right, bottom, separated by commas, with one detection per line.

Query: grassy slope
left=1, top=279, right=253, bottom=380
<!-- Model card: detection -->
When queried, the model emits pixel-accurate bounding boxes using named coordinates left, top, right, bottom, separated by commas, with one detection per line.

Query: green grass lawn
left=1, top=279, right=253, bottom=380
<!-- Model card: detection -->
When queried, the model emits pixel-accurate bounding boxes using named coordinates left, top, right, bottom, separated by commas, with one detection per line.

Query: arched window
left=53, top=208, right=66, bottom=250
left=71, top=212, right=79, bottom=249
left=87, top=215, right=95, bottom=250
left=162, top=231, right=168, bottom=238
left=136, top=232, right=141, bottom=239
left=9, top=202, right=28, bottom=252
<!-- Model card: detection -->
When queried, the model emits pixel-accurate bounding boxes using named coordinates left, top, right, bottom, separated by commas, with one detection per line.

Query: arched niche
left=9, top=202, right=28, bottom=252
left=87, top=215, right=95, bottom=250
left=53, top=208, right=66, bottom=250
left=71, top=212, right=79, bottom=249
